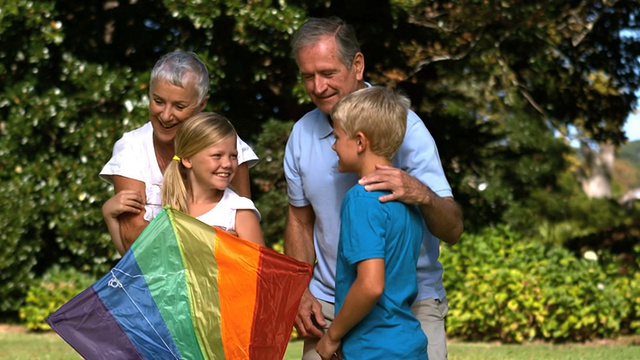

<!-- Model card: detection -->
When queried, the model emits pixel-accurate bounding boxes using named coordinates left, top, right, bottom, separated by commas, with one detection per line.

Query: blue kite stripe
left=46, top=285, right=144, bottom=359
left=94, top=250, right=182, bottom=359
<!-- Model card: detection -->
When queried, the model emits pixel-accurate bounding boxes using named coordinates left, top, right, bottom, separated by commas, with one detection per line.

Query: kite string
left=109, top=269, right=180, bottom=360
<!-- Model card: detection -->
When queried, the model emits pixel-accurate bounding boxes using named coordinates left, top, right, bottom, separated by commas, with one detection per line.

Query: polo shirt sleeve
left=394, top=111, right=453, bottom=198
left=284, top=122, right=310, bottom=207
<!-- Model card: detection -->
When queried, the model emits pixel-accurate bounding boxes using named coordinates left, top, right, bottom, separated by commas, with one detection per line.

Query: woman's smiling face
left=148, top=76, right=205, bottom=144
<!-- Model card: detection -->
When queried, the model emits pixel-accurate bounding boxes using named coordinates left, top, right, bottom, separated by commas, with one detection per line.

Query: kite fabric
left=47, top=206, right=313, bottom=360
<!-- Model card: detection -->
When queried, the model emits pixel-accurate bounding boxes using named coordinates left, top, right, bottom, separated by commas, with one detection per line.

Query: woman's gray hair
left=290, top=16, right=361, bottom=69
left=150, top=50, right=210, bottom=103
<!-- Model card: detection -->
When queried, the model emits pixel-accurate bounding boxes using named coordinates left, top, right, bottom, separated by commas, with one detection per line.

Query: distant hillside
left=619, top=140, right=640, bottom=167
left=615, top=140, right=640, bottom=191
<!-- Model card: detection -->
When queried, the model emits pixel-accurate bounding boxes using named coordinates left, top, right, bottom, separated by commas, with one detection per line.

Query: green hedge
left=19, top=266, right=96, bottom=331
left=442, top=226, right=640, bottom=343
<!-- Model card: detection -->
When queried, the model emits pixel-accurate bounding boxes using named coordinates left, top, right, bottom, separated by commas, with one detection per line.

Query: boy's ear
left=354, top=131, right=368, bottom=153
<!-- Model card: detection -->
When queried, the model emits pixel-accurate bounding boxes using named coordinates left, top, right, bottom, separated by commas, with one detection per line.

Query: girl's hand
left=102, top=190, right=144, bottom=219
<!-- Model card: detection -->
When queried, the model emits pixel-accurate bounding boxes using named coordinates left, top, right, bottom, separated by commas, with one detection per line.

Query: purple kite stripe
left=93, top=251, right=183, bottom=359
left=47, top=249, right=183, bottom=359
left=46, top=286, right=143, bottom=360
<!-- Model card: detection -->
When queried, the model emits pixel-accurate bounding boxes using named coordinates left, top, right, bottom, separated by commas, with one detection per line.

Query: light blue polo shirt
left=284, top=106, right=452, bottom=303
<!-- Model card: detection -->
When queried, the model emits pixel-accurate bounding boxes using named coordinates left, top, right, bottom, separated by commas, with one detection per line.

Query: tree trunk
left=577, top=142, right=614, bottom=198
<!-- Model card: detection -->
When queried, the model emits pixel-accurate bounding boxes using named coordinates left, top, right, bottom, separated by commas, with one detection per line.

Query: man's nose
left=314, top=76, right=328, bottom=93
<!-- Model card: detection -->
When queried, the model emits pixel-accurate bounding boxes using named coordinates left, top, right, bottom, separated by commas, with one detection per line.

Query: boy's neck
left=357, top=153, right=391, bottom=178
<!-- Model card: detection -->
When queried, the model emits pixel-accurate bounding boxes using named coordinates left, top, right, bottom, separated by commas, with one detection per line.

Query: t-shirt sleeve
left=99, top=134, right=146, bottom=184
left=237, top=136, right=259, bottom=168
left=340, top=195, right=387, bottom=265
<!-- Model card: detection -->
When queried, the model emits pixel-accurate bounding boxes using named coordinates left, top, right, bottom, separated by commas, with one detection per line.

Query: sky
left=625, top=111, right=640, bottom=141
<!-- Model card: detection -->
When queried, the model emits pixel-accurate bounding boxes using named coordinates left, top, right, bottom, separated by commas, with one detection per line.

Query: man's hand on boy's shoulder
left=358, top=164, right=430, bottom=205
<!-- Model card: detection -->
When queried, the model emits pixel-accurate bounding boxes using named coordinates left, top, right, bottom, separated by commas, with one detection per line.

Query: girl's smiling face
left=184, top=135, right=238, bottom=193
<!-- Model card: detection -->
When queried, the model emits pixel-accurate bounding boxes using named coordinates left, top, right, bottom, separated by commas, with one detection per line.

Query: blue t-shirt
left=284, top=106, right=452, bottom=303
left=336, top=185, right=427, bottom=359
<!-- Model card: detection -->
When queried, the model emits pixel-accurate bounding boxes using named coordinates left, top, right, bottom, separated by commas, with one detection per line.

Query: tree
left=355, top=0, right=640, bottom=229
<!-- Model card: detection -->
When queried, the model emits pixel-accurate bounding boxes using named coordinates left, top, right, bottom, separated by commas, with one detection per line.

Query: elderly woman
left=100, top=50, right=258, bottom=254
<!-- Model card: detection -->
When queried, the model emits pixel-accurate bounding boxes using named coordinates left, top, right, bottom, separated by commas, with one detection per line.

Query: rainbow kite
left=47, top=207, right=312, bottom=360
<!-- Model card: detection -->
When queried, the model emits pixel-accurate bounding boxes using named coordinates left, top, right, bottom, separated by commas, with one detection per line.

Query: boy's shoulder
left=343, top=185, right=389, bottom=211
left=346, top=183, right=387, bottom=199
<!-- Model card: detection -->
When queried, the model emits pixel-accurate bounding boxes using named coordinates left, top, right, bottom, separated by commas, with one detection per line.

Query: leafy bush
left=19, top=266, right=96, bottom=331
left=250, top=119, right=294, bottom=249
left=442, top=226, right=632, bottom=343
left=0, top=180, right=39, bottom=313
left=536, top=246, right=629, bottom=341
left=608, top=242, right=640, bottom=334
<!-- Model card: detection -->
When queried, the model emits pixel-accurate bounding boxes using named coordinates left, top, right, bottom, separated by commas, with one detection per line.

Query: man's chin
left=313, top=98, right=338, bottom=115
left=317, top=104, right=335, bottom=115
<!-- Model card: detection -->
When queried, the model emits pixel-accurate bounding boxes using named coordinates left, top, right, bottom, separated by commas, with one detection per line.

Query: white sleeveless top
left=196, top=188, right=260, bottom=232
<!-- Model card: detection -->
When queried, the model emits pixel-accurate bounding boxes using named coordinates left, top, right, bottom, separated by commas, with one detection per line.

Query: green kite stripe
left=132, top=209, right=203, bottom=360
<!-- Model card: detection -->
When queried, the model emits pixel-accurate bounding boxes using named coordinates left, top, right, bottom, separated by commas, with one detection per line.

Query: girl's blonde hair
left=161, top=112, right=237, bottom=213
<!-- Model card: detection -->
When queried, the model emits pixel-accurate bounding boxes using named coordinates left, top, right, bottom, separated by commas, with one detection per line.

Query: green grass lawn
left=2, top=329, right=640, bottom=360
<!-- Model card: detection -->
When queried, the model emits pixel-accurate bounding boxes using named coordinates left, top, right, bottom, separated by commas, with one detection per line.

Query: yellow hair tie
left=172, top=155, right=181, bottom=161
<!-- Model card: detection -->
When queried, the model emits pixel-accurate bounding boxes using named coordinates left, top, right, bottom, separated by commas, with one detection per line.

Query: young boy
left=316, top=86, right=428, bottom=359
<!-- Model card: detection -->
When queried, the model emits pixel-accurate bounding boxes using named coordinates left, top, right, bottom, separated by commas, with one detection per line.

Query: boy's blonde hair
left=331, top=86, right=409, bottom=159
left=162, top=112, right=237, bottom=212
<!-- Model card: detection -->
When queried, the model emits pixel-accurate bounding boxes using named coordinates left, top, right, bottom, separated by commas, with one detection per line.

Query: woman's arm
left=111, top=176, right=149, bottom=252
left=230, top=163, right=251, bottom=199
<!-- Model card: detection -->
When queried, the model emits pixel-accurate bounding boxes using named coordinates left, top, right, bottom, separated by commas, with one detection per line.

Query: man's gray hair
left=290, top=16, right=361, bottom=69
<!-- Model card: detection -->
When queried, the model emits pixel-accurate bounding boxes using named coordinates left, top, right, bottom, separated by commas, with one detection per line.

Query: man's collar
left=319, top=112, right=333, bottom=139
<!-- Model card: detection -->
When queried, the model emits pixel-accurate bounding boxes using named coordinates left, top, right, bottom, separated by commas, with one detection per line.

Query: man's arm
left=284, top=204, right=316, bottom=263
left=285, top=204, right=326, bottom=338
left=359, top=164, right=463, bottom=244
left=418, top=191, right=463, bottom=245
left=111, top=175, right=149, bottom=251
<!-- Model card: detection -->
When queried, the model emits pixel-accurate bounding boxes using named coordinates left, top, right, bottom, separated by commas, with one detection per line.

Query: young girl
left=104, top=112, right=264, bottom=251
